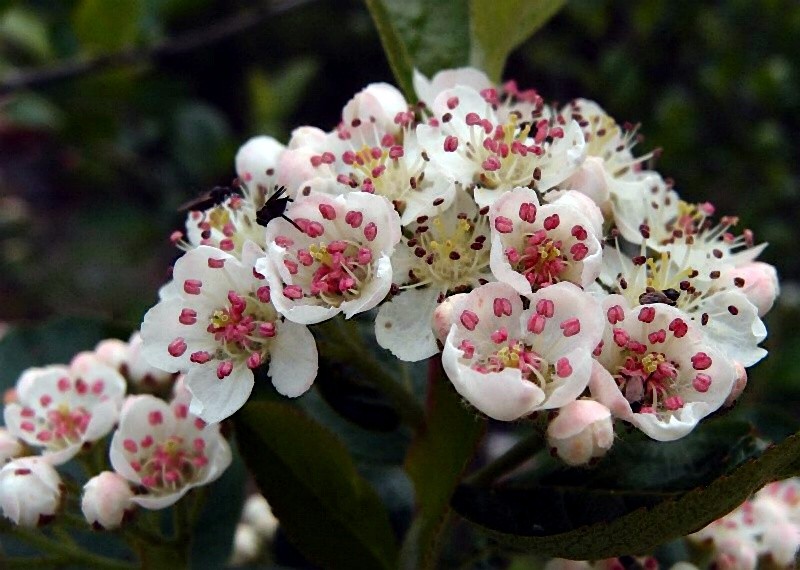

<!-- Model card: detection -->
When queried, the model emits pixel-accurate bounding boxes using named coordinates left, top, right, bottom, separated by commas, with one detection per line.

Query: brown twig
left=0, top=0, right=316, bottom=95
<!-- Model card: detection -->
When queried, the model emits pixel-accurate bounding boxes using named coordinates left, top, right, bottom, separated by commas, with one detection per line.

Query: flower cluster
left=0, top=337, right=231, bottom=528
left=139, top=67, right=777, bottom=465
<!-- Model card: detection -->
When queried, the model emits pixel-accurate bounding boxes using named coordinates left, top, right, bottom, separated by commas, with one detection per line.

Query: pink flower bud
left=562, top=156, right=610, bottom=210
left=82, top=471, right=135, bottom=530
left=432, top=294, right=468, bottom=343
left=127, top=332, right=175, bottom=391
left=546, top=400, right=614, bottom=466
left=0, top=457, right=62, bottom=527
left=94, top=339, right=130, bottom=370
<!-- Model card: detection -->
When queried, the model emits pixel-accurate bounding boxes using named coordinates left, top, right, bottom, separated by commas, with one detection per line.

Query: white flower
left=235, top=135, right=286, bottom=195
left=341, top=82, right=408, bottom=147
left=259, top=186, right=401, bottom=324
left=413, top=68, right=493, bottom=109
left=280, top=112, right=455, bottom=225
left=590, top=295, right=736, bottom=441
left=141, top=245, right=318, bottom=423
left=0, top=457, right=62, bottom=527
left=599, top=247, right=768, bottom=367
left=489, top=187, right=603, bottom=294
left=4, top=363, right=126, bottom=465
left=0, top=428, right=24, bottom=464
left=109, top=394, right=232, bottom=509
left=546, top=399, right=614, bottom=466
left=375, top=190, right=492, bottom=361
left=81, top=471, right=135, bottom=529
left=721, top=261, right=779, bottom=317
left=417, top=85, right=585, bottom=208
left=441, top=281, right=603, bottom=421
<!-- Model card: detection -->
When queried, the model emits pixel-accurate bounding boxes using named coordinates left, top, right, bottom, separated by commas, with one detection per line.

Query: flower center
left=303, top=240, right=374, bottom=306
left=135, top=435, right=210, bottom=492
left=404, top=213, right=490, bottom=291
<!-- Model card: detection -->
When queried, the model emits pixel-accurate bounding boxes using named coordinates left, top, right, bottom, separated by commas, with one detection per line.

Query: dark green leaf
left=190, top=437, right=247, bottom=570
left=235, top=401, right=399, bottom=570
left=469, top=0, right=566, bottom=81
left=401, top=361, right=485, bottom=569
left=453, top=429, right=800, bottom=559
left=363, top=0, right=471, bottom=98
left=362, top=0, right=416, bottom=99
left=72, top=0, right=143, bottom=53
left=0, top=317, right=121, bottom=393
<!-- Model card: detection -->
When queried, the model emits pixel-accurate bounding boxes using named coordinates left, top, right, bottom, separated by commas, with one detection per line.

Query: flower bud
left=126, top=332, right=174, bottom=391
left=0, top=457, right=62, bottom=527
left=715, top=535, right=758, bottom=570
left=229, top=523, right=262, bottom=566
left=432, top=293, right=468, bottom=343
left=241, top=494, right=278, bottom=540
left=547, top=400, right=614, bottom=466
left=94, top=338, right=130, bottom=370
left=82, top=471, right=135, bottom=530
left=0, top=428, right=24, bottom=464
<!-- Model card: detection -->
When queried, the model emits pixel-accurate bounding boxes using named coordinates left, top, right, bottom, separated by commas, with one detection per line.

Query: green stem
left=465, top=429, right=545, bottom=486
left=319, top=319, right=426, bottom=429
left=9, top=526, right=137, bottom=570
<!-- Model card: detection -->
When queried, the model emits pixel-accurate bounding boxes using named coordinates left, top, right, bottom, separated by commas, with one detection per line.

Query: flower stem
left=465, top=429, right=546, bottom=486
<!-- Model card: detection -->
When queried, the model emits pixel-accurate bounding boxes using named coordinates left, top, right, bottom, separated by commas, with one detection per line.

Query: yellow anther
left=641, top=353, right=665, bottom=374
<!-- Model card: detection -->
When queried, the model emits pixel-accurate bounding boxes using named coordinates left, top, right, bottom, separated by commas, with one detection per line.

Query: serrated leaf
left=73, top=0, right=143, bottom=54
left=469, top=0, right=566, bottom=81
left=401, top=361, right=485, bottom=569
left=235, top=401, right=399, bottom=570
left=453, top=429, right=800, bottom=559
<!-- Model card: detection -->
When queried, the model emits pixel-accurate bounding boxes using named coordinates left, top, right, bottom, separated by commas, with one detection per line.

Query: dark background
left=1, top=0, right=798, bottom=420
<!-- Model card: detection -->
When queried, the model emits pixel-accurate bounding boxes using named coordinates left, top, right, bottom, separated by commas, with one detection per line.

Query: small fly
left=256, top=186, right=303, bottom=232
left=638, top=287, right=680, bottom=306
left=177, top=185, right=241, bottom=213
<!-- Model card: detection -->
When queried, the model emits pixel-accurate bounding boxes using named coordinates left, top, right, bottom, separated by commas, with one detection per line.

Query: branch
left=0, top=0, right=316, bottom=95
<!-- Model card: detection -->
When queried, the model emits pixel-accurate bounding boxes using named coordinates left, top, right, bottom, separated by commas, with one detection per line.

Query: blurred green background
left=0, top=0, right=798, bottom=420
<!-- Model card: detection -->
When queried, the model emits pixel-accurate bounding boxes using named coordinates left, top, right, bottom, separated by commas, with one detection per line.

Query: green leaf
left=453, top=429, right=800, bottom=559
left=72, top=0, right=143, bottom=54
left=401, top=361, right=485, bottom=569
left=362, top=0, right=416, bottom=100
left=469, top=0, right=566, bottom=81
left=235, top=401, right=399, bottom=570
left=190, top=438, right=247, bottom=570
left=0, top=7, right=52, bottom=61
left=363, top=0, right=472, bottom=99
left=0, top=317, right=122, bottom=393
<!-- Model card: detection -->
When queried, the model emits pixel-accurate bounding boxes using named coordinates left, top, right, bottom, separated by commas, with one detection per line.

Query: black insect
left=256, top=186, right=302, bottom=232
left=638, top=286, right=680, bottom=306
left=178, top=185, right=240, bottom=212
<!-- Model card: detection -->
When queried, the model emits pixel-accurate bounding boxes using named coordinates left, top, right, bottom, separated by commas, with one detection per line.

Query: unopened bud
left=432, top=293, right=468, bottom=343
left=241, top=494, right=278, bottom=540
left=0, top=457, right=62, bottom=527
left=229, top=523, right=262, bottom=566
left=546, top=400, right=614, bottom=466
left=127, top=332, right=174, bottom=391
left=82, top=471, right=135, bottom=530
left=727, top=262, right=779, bottom=317
left=94, top=338, right=130, bottom=370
